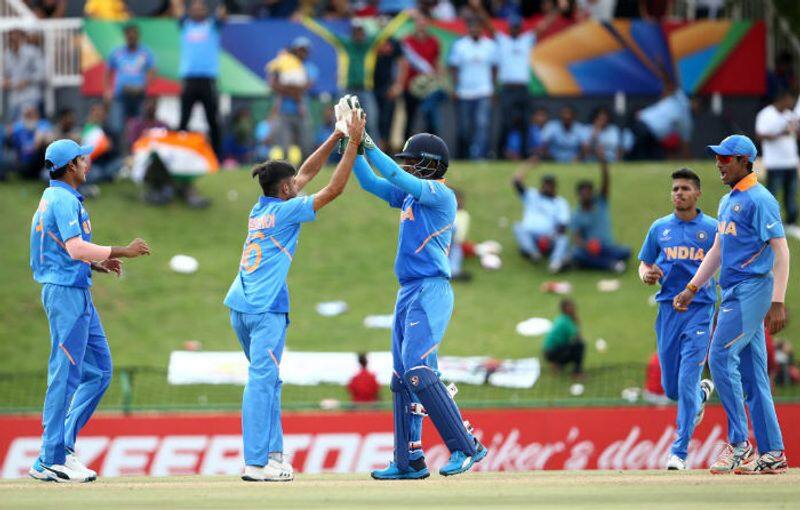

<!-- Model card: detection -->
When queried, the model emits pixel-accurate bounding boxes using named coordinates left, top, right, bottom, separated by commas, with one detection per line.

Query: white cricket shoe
left=666, top=454, right=687, bottom=470
left=694, top=379, right=715, bottom=426
left=65, top=453, right=97, bottom=480
left=29, top=458, right=94, bottom=483
left=241, top=461, right=293, bottom=482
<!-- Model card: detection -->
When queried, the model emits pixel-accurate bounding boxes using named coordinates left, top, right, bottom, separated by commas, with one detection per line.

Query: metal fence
left=2, top=363, right=798, bottom=414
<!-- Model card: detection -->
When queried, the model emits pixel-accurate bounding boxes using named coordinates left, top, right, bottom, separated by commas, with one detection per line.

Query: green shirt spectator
left=543, top=313, right=579, bottom=352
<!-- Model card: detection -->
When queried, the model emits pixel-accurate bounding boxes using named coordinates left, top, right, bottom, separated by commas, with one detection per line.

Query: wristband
left=686, top=283, right=698, bottom=293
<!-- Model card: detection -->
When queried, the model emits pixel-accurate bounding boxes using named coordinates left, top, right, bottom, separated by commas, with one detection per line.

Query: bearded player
left=638, top=168, right=717, bottom=470
left=338, top=95, right=487, bottom=479
left=224, top=110, right=364, bottom=482
left=674, top=135, right=789, bottom=474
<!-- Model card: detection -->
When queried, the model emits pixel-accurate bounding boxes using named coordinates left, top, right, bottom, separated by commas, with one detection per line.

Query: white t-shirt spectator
left=448, top=36, right=498, bottom=99
left=521, top=189, right=571, bottom=235
left=756, top=104, right=799, bottom=169
left=495, top=32, right=535, bottom=85
left=577, top=0, right=616, bottom=21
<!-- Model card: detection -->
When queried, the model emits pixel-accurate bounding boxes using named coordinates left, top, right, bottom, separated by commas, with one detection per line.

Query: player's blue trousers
left=39, top=284, right=113, bottom=466
left=655, top=301, right=714, bottom=459
left=230, top=310, right=287, bottom=467
left=709, top=276, right=784, bottom=452
left=392, top=277, right=454, bottom=459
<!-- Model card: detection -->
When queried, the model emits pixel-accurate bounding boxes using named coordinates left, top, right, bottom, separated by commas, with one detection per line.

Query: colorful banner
left=81, top=17, right=765, bottom=98
left=2, top=404, right=797, bottom=478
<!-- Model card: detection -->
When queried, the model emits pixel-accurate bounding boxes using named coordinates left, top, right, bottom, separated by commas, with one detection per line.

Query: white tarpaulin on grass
left=168, top=350, right=540, bottom=389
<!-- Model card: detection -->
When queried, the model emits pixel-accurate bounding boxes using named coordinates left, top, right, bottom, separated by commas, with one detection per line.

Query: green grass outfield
left=1, top=470, right=798, bottom=509
left=1, top=161, right=798, bottom=408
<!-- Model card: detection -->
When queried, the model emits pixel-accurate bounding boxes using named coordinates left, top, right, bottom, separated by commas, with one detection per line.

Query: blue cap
left=44, top=139, right=93, bottom=172
left=706, top=134, right=758, bottom=161
left=291, top=36, right=311, bottom=49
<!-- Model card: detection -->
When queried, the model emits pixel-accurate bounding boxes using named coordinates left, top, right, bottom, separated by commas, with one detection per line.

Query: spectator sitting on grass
left=538, top=105, right=585, bottom=162
left=542, top=299, right=585, bottom=377
left=512, top=164, right=570, bottom=273
left=82, top=102, right=123, bottom=188
left=347, top=353, right=380, bottom=404
left=571, top=154, right=631, bottom=273
left=222, top=108, right=255, bottom=166
left=127, top=97, right=169, bottom=147
left=449, top=188, right=473, bottom=282
left=53, top=108, right=81, bottom=142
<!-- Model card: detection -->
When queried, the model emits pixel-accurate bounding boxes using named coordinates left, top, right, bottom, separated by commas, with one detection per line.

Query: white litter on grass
left=569, top=383, right=585, bottom=396
left=475, top=240, right=503, bottom=256
left=497, top=217, right=509, bottom=228
left=595, top=338, right=608, bottom=353
left=363, top=314, right=394, bottom=329
left=480, top=253, right=502, bottom=270
left=597, top=279, right=620, bottom=292
left=169, top=254, right=199, bottom=274
left=315, top=301, right=348, bottom=317
left=647, top=293, right=658, bottom=306
left=621, top=387, right=641, bottom=402
left=515, top=317, right=553, bottom=337
left=319, top=398, right=341, bottom=410
left=227, top=189, right=239, bottom=201
left=540, top=281, right=572, bottom=295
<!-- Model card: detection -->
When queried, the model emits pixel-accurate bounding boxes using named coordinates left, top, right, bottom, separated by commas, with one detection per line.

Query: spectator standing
left=571, top=156, right=631, bottom=272
left=472, top=2, right=555, bottom=159
left=448, top=19, right=498, bottom=159
left=757, top=89, right=799, bottom=236
left=542, top=299, right=585, bottom=377
left=373, top=37, right=404, bottom=150
left=347, top=353, right=380, bottom=403
left=31, top=0, right=66, bottom=18
left=266, top=37, right=317, bottom=161
left=398, top=13, right=444, bottom=139
left=3, top=29, right=45, bottom=122
left=10, top=103, right=53, bottom=180
left=450, top=188, right=473, bottom=281
left=104, top=24, right=156, bottom=145
left=631, top=80, right=692, bottom=160
left=173, top=0, right=226, bottom=157
left=767, top=51, right=798, bottom=102
left=577, top=0, right=616, bottom=21
left=539, top=106, right=585, bottom=162
left=306, top=14, right=409, bottom=145
left=512, top=166, right=570, bottom=273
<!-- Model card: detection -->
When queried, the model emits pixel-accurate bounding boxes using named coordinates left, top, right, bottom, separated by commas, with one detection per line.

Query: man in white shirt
left=512, top=166, right=571, bottom=273
left=2, top=29, right=45, bottom=122
left=757, top=89, right=799, bottom=233
left=448, top=20, right=497, bottom=160
left=472, top=5, right=555, bottom=159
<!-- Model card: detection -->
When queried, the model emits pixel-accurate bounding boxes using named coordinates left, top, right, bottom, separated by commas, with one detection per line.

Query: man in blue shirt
left=571, top=157, right=631, bottom=272
left=28, top=139, right=150, bottom=483
left=224, top=110, right=363, bottom=482
left=174, top=0, right=226, bottom=156
left=638, top=168, right=717, bottom=470
left=104, top=24, right=155, bottom=141
left=342, top=95, right=487, bottom=479
left=11, top=103, right=53, bottom=180
left=674, top=135, right=790, bottom=475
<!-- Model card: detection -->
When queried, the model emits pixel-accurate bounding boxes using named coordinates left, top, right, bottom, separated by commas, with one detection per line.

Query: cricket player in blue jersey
left=336, top=95, right=487, bottom=479
left=28, top=139, right=150, bottom=482
left=674, top=135, right=790, bottom=474
left=224, top=110, right=364, bottom=482
left=638, top=168, right=717, bottom=470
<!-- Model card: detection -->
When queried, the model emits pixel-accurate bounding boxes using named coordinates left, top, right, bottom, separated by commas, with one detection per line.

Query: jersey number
left=241, top=232, right=265, bottom=273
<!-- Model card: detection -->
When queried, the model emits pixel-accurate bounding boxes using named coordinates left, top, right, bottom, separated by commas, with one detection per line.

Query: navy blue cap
left=706, top=134, right=758, bottom=161
left=44, top=139, right=93, bottom=171
left=395, top=133, right=450, bottom=168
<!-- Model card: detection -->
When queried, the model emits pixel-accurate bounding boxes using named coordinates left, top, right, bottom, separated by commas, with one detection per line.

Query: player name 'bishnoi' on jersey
left=224, top=195, right=316, bottom=314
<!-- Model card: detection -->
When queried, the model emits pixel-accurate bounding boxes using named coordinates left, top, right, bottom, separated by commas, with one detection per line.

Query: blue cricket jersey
left=179, top=16, right=222, bottom=78
left=388, top=180, right=455, bottom=284
left=224, top=194, right=316, bottom=314
left=717, top=172, right=784, bottom=290
left=108, top=45, right=155, bottom=95
left=638, top=210, right=717, bottom=304
left=30, top=180, right=92, bottom=288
